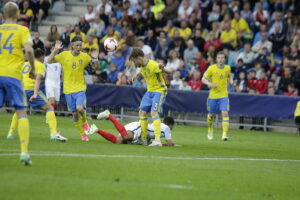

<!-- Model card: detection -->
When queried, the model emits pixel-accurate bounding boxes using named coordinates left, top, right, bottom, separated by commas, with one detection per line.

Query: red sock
left=108, top=114, right=127, bottom=137
left=97, top=129, right=117, bottom=143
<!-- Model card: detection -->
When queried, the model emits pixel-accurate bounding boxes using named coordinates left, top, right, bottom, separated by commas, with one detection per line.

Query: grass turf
left=0, top=112, right=300, bottom=200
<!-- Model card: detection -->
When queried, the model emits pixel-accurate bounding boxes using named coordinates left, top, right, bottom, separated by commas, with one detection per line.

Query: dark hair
left=163, top=117, right=175, bottom=126
left=71, top=36, right=83, bottom=43
left=34, top=48, right=44, bottom=58
left=129, top=47, right=144, bottom=60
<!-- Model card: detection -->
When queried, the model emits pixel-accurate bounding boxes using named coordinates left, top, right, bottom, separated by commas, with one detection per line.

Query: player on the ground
left=0, top=2, right=35, bottom=165
left=47, top=38, right=98, bottom=141
left=7, top=48, right=68, bottom=142
left=202, top=51, right=232, bottom=141
left=44, top=50, right=62, bottom=110
left=129, top=47, right=171, bottom=146
left=88, top=110, right=176, bottom=146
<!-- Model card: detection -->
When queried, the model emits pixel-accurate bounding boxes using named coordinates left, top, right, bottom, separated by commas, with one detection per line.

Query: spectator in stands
left=253, top=24, right=268, bottom=46
left=177, top=59, right=189, bottom=80
left=177, top=0, right=193, bottom=20
left=220, top=22, right=237, bottom=50
left=0, top=11, right=4, bottom=24
left=155, top=37, right=169, bottom=61
left=184, top=39, right=198, bottom=64
left=278, top=67, right=296, bottom=93
left=84, top=5, right=96, bottom=23
left=234, top=59, right=247, bottom=80
left=232, top=11, right=251, bottom=45
left=267, top=86, right=276, bottom=95
left=179, top=80, right=192, bottom=91
left=283, top=45, right=300, bottom=69
left=36, top=0, right=50, bottom=24
left=144, top=29, right=158, bottom=51
left=255, top=71, right=268, bottom=94
left=89, top=15, right=105, bottom=39
left=241, top=1, right=253, bottom=24
left=116, top=73, right=131, bottom=86
left=131, top=10, right=146, bottom=36
left=252, top=32, right=272, bottom=57
left=223, top=47, right=235, bottom=68
left=252, top=1, right=269, bottom=30
left=123, top=29, right=137, bottom=47
left=33, top=31, right=44, bottom=50
left=154, top=12, right=167, bottom=32
left=237, top=43, right=255, bottom=67
left=70, top=24, right=86, bottom=42
left=46, top=24, right=60, bottom=44
left=108, top=63, right=118, bottom=84
left=133, top=76, right=147, bottom=88
left=195, top=51, right=207, bottom=75
left=188, top=70, right=202, bottom=91
left=207, top=4, right=221, bottom=26
left=170, top=71, right=183, bottom=89
left=78, top=15, right=90, bottom=34
left=18, top=0, right=33, bottom=27
left=165, top=50, right=180, bottom=72
left=269, top=72, right=281, bottom=90
left=254, top=47, right=269, bottom=70
left=178, top=20, right=192, bottom=41
left=247, top=70, right=257, bottom=90
left=96, top=0, right=112, bottom=16
left=233, top=71, right=248, bottom=93
left=284, top=83, right=298, bottom=96
left=204, top=31, right=222, bottom=52
left=60, top=24, right=72, bottom=49
left=151, top=0, right=165, bottom=19
left=83, top=33, right=99, bottom=55
left=269, top=24, right=286, bottom=54
left=111, top=50, right=125, bottom=72
left=102, top=17, right=121, bottom=36
left=137, top=39, right=153, bottom=60
left=96, top=52, right=109, bottom=83
left=291, top=29, right=300, bottom=51
left=268, top=11, right=287, bottom=36
left=192, top=29, right=205, bottom=52
left=163, top=0, right=179, bottom=21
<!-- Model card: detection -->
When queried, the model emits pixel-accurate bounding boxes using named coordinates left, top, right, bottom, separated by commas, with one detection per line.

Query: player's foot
left=149, top=140, right=162, bottom=147
left=20, top=153, right=32, bottom=166
left=207, top=132, right=213, bottom=140
left=222, top=136, right=228, bottom=141
left=88, top=124, right=98, bottom=135
left=7, top=133, right=14, bottom=139
left=83, top=122, right=90, bottom=134
left=50, top=133, right=68, bottom=142
left=97, top=110, right=110, bottom=120
left=81, top=134, right=89, bottom=141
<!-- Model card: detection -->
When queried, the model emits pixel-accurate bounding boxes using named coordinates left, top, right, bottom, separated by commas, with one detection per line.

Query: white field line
left=0, top=151, right=300, bottom=163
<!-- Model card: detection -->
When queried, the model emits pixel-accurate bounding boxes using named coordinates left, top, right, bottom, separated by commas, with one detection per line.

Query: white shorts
left=45, top=82, right=61, bottom=101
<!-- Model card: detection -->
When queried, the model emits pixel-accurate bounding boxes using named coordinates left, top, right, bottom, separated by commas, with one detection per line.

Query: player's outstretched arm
left=48, top=40, right=63, bottom=64
left=24, top=43, right=35, bottom=78
left=29, top=74, right=43, bottom=102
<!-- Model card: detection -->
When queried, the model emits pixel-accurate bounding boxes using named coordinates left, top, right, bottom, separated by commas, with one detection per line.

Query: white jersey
left=44, top=56, right=62, bottom=84
left=124, top=122, right=172, bottom=143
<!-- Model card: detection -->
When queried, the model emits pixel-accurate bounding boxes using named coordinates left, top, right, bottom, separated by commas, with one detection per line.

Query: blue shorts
left=25, top=90, right=48, bottom=109
left=139, top=91, right=166, bottom=113
left=65, top=91, right=86, bottom=112
left=207, top=97, right=230, bottom=114
left=0, top=76, right=26, bottom=110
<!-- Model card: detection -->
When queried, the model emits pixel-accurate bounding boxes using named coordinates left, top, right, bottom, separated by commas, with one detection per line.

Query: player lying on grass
left=7, top=48, right=68, bottom=142
left=88, top=110, right=176, bottom=146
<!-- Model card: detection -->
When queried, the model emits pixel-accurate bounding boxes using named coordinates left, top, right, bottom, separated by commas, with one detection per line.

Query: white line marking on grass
left=0, top=152, right=300, bottom=163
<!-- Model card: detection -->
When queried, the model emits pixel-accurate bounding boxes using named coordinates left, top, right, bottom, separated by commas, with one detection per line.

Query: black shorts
left=295, top=116, right=300, bottom=124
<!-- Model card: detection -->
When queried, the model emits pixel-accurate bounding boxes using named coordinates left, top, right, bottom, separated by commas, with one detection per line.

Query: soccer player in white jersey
left=44, top=55, right=62, bottom=110
left=88, top=110, right=176, bottom=146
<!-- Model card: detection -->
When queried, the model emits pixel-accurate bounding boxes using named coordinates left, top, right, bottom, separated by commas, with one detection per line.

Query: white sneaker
left=7, top=133, right=14, bottom=139
left=50, top=133, right=68, bottom=142
left=207, top=132, right=213, bottom=140
left=97, top=110, right=110, bottom=120
left=88, top=124, right=98, bottom=135
left=222, top=136, right=228, bottom=141
left=149, top=140, right=162, bottom=147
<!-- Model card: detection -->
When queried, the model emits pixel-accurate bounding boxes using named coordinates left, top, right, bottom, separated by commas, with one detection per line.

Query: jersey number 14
left=0, top=33, right=14, bottom=54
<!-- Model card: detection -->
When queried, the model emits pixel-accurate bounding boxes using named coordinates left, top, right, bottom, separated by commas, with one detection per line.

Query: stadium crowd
left=1, top=0, right=300, bottom=96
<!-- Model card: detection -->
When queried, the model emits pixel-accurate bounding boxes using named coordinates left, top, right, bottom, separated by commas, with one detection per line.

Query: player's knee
left=16, top=110, right=27, bottom=118
left=76, top=106, right=84, bottom=113
left=150, top=111, right=159, bottom=117
left=222, top=112, right=229, bottom=118
left=139, top=110, right=147, bottom=117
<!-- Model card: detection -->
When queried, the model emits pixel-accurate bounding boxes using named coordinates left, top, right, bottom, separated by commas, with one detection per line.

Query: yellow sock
left=8, top=112, right=18, bottom=135
left=139, top=116, right=148, bottom=140
left=222, top=117, right=229, bottom=137
left=207, top=115, right=214, bottom=135
left=18, top=117, right=29, bottom=153
left=46, top=110, right=58, bottom=135
left=152, top=116, right=161, bottom=141
left=74, top=119, right=85, bottom=135
left=81, top=111, right=87, bottom=123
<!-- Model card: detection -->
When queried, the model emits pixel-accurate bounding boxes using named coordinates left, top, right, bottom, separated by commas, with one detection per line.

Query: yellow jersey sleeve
left=295, top=101, right=300, bottom=117
left=54, top=51, right=66, bottom=64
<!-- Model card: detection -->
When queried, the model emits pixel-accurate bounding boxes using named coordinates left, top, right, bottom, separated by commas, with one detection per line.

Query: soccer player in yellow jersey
left=0, top=2, right=35, bottom=165
left=129, top=47, right=171, bottom=146
left=202, top=52, right=232, bottom=141
left=48, top=38, right=99, bottom=141
left=7, top=49, right=68, bottom=142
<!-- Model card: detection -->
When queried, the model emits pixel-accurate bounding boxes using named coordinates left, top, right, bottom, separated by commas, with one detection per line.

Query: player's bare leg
left=207, top=113, right=215, bottom=140
left=222, top=111, right=229, bottom=141
left=149, top=111, right=162, bottom=146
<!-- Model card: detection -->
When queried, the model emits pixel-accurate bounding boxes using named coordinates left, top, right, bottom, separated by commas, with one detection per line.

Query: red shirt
left=255, top=78, right=268, bottom=94
left=203, top=39, right=222, bottom=52
left=198, top=59, right=207, bottom=75
left=188, top=79, right=203, bottom=90
left=284, top=91, right=297, bottom=96
left=247, top=78, right=257, bottom=89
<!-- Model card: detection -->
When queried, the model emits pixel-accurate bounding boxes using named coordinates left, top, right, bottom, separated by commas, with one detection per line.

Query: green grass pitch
left=0, top=112, right=300, bottom=200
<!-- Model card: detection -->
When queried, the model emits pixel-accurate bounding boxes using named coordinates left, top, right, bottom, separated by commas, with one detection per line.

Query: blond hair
left=3, top=2, right=19, bottom=19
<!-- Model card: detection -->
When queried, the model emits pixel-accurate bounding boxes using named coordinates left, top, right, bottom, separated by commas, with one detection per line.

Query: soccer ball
left=104, top=38, right=118, bottom=52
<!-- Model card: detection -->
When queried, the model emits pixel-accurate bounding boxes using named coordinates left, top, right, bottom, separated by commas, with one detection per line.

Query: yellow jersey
left=220, top=29, right=237, bottom=48
left=55, top=51, right=91, bottom=94
left=0, top=23, right=32, bottom=80
left=22, top=60, right=46, bottom=90
left=140, top=60, right=167, bottom=94
left=70, top=32, right=86, bottom=42
left=204, top=64, right=231, bottom=99
left=231, top=18, right=250, bottom=33
left=294, top=101, right=300, bottom=117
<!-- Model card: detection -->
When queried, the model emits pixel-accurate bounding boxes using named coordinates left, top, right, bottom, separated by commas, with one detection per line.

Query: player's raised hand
left=29, top=94, right=37, bottom=102
left=91, top=49, right=99, bottom=59
left=54, top=40, right=63, bottom=51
